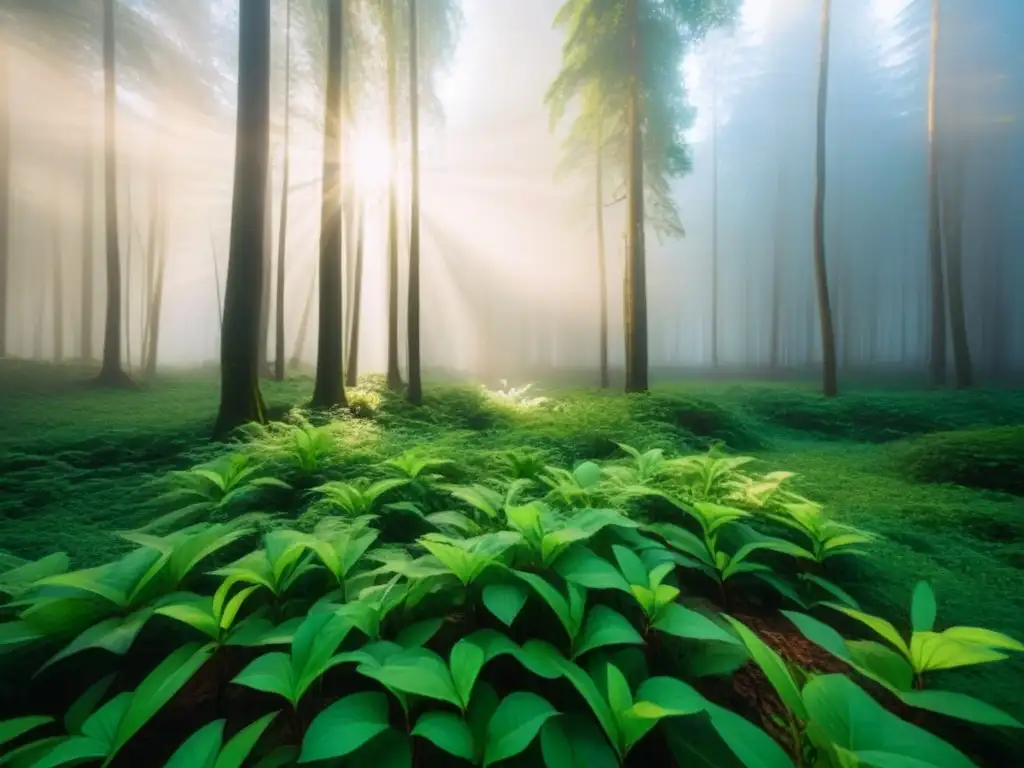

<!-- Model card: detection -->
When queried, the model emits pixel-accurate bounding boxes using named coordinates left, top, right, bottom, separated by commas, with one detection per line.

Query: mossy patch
left=895, top=426, right=1024, bottom=495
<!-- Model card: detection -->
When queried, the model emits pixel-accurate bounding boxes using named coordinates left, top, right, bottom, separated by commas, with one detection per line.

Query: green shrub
left=895, top=426, right=1024, bottom=495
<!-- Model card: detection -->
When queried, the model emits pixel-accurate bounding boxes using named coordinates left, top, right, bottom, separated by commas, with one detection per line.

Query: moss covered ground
left=1, top=359, right=1022, bottom=740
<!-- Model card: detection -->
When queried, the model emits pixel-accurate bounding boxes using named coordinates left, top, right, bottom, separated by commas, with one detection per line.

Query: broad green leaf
left=411, top=712, right=475, bottom=761
left=513, top=639, right=565, bottom=680
left=219, top=586, right=259, bottom=632
left=612, top=545, right=648, bottom=587
left=29, top=736, right=108, bottom=768
left=482, top=692, right=559, bottom=767
left=482, top=582, right=529, bottom=627
left=0, top=717, right=53, bottom=749
left=515, top=570, right=580, bottom=642
left=299, top=692, right=392, bottom=763
left=940, top=626, right=1024, bottom=651
left=555, top=548, right=631, bottom=594
left=847, top=641, right=915, bottom=692
left=910, top=582, right=937, bottom=634
left=635, top=676, right=708, bottom=717
left=80, top=693, right=131, bottom=752
left=111, top=643, right=213, bottom=758
left=572, top=605, right=644, bottom=659
left=42, top=610, right=153, bottom=671
left=213, top=712, right=278, bottom=768
left=450, top=637, right=487, bottom=710
left=540, top=715, right=618, bottom=768
left=358, top=649, right=461, bottom=708
left=232, top=653, right=294, bottom=703
left=645, top=523, right=713, bottom=566
left=157, top=595, right=220, bottom=640
left=292, top=612, right=353, bottom=701
left=910, top=632, right=1009, bottom=674
left=783, top=610, right=855, bottom=664
left=468, top=682, right=500, bottom=761
left=605, top=663, right=633, bottom=714
left=164, top=720, right=224, bottom=768
left=724, top=617, right=807, bottom=720
left=899, top=689, right=1022, bottom=728
left=673, top=702, right=795, bottom=768
left=653, top=603, right=739, bottom=645
left=802, top=674, right=978, bottom=768
left=395, top=618, right=443, bottom=649
left=573, top=462, right=603, bottom=488
left=64, top=675, right=117, bottom=736
left=825, top=604, right=910, bottom=659
left=350, top=729, right=411, bottom=768
left=552, top=655, right=620, bottom=753
left=0, top=736, right=67, bottom=768
left=798, top=573, right=860, bottom=609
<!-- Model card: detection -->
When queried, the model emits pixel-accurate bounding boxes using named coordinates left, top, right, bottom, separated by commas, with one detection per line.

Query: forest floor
left=1, top=358, right=1023, bottom=749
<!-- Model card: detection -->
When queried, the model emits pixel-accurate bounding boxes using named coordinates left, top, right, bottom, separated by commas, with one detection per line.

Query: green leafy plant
left=311, top=478, right=409, bottom=519
left=164, top=712, right=278, bottom=768
left=761, top=499, right=875, bottom=564
left=144, top=453, right=289, bottom=532
left=541, top=461, right=606, bottom=508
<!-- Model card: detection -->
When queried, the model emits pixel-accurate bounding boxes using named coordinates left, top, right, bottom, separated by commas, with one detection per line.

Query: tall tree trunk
left=926, top=0, right=947, bottom=385
left=80, top=112, right=94, bottom=361
left=345, top=196, right=366, bottom=387
left=622, top=231, right=630, bottom=380
left=710, top=54, right=719, bottom=369
left=812, top=0, right=838, bottom=397
left=52, top=228, right=63, bottom=362
left=124, top=174, right=133, bottom=372
left=143, top=201, right=167, bottom=377
left=140, top=168, right=157, bottom=368
left=98, top=0, right=130, bottom=385
left=595, top=120, right=609, bottom=389
left=311, top=0, right=347, bottom=408
left=770, top=161, right=783, bottom=371
left=0, top=23, right=10, bottom=359
left=290, top=264, right=316, bottom=369
left=274, top=0, right=292, bottom=382
left=942, top=139, right=972, bottom=388
left=34, top=241, right=46, bottom=360
left=624, top=0, right=648, bottom=393
left=385, top=0, right=402, bottom=392
left=258, top=160, right=273, bottom=377
left=210, top=232, right=223, bottom=326
left=214, top=0, right=271, bottom=437
left=406, top=0, right=423, bottom=404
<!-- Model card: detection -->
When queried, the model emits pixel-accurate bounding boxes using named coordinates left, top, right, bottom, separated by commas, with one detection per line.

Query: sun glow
left=349, top=130, right=393, bottom=194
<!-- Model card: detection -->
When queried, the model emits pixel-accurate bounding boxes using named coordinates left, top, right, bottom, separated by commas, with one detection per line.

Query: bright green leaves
left=554, top=548, right=631, bottom=594
left=724, top=616, right=807, bottom=721
left=299, top=692, right=392, bottom=764
left=164, top=712, right=277, bottom=768
left=482, top=692, right=559, bottom=766
left=412, top=711, right=476, bottom=761
left=515, top=571, right=586, bottom=650
left=573, top=605, right=644, bottom=659
left=653, top=603, right=739, bottom=645
left=0, top=717, right=53, bottom=750
left=802, top=675, right=978, bottom=768
left=233, top=612, right=352, bottom=708
left=419, top=532, right=519, bottom=586
left=313, top=478, right=409, bottom=518
left=482, top=582, right=529, bottom=627
left=763, top=501, right=874, bottom=564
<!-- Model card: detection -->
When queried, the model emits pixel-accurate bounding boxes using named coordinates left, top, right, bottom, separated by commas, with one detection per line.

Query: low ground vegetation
left=1, top=363, right=1022, bottom=766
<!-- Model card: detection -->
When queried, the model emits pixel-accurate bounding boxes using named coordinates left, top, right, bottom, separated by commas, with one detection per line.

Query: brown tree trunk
left=406, top=0, right=423, bottom=405
left=345, top=196, right=366, bottom=387
left=274, top=0, right=292, bottom=383
left=385, top=0, right=402, bottom=392
left=311, top=0, right=347, bottom=408
left=942, top=139, right=972, bottom=388
left=812, top=0, right=838, bottom=397
left=213, top=0, right=271, bottom=437
left=770, top=161, right=783, bottom=370
left=624, top=0, right=648, bottom=393
left=143, top=197, right=167, bottom=377
left=259, top=160, right=273, bottom=377
left=710, top=54, right=720, bottom=369
left=0, top=23, right=10, bottom=359
left=926, top=0, right=947, bottom=385
left=595, top=121, right=609, bottom=389
left=52, top=227, right=63, bottom=362
left=80, top=112, right=94, bottom=361
left=290, top=264, right=316, bottom=369
left=97, top=0, right=131, bottom=386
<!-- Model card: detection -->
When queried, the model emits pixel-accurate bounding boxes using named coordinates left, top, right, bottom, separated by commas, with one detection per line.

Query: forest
left=0, top=0, right=1022, bottom=767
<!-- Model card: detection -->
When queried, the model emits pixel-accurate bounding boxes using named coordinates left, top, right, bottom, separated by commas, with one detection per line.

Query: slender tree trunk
left=624, top=0, right=648, bottom=393
left=140, top=168, right=157, bottom=368
left=52, top=228, right=63, bottom=362
left=34, top=242, right=46, bottom=360
left=214, top=0, right=271, bottom=437
left=274, top=0, right=292, bottom=382
left=406, top=0, right=423, bottom=404
left=0, top=23, right=10, bottom=359
left=143, top=203, right=167, bottom=377
left=622, top=231, right=630, bottom=381
left=258, top=160, right=273, bottom=377
left=290, top=264, right=316, bottom=369
left=124, top=174, right=133, bottom=372
left=926, top=0, right=947, bottom=385
left=80, top=112, right=94, bottom=361
left=210, top=232, right=223, bottom=326
left=98, top=0, right=130, bottom=385
left=385, top=0, right=402, bottom=391
left=345, top=195, right=366, bottom=387
left=812, top=0, right=838, bottom=397
left=770, top=161, right=783, bottom=371
left=942, top=139, right=972, bottom=388
left=710, top=54, right=720, bottom=369
left=311, top=0, right=347, bottom=408
left=595, top=121, right=609, bottom=389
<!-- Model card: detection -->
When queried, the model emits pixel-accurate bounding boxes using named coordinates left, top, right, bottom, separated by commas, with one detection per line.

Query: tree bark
left=385, top=0, right=403, bottom=392
left=143, top=198, right=167, bottom=377
left=274, top=0, right=292, bottom=382
left=812, top=0, right=838, bottom=397
left=98, top=0, right=131, bottom=386
left=52, top=227, right=63, bottom=362
left=926, top=0, right=947, bottom=385
left=710, top=53, right=720, bottom=369
left=290, top=264, right=316, bottom=369
left=346, top=195, right=366, bottom=387
left=770, top=161, right=783, bottom=371
left=406, top=0, right=423, bottom=404
left=942, top=139, right=972, bottom=388
left=624, top=0, right=648, bottom=393
left=80, top=110, right=94, bottom=361
left=213, top=0, right=271, bottom=437
left=258, top=160, right=273, bottom=377
left=595, top=119, right=609, bottom=389
left=311, top=0, right=347, bottom=408
left=0, top=23, right=10, bottom=359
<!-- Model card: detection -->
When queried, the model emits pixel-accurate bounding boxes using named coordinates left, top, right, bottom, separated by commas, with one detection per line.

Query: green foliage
left=895, top=426, right=1024, bottom=495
